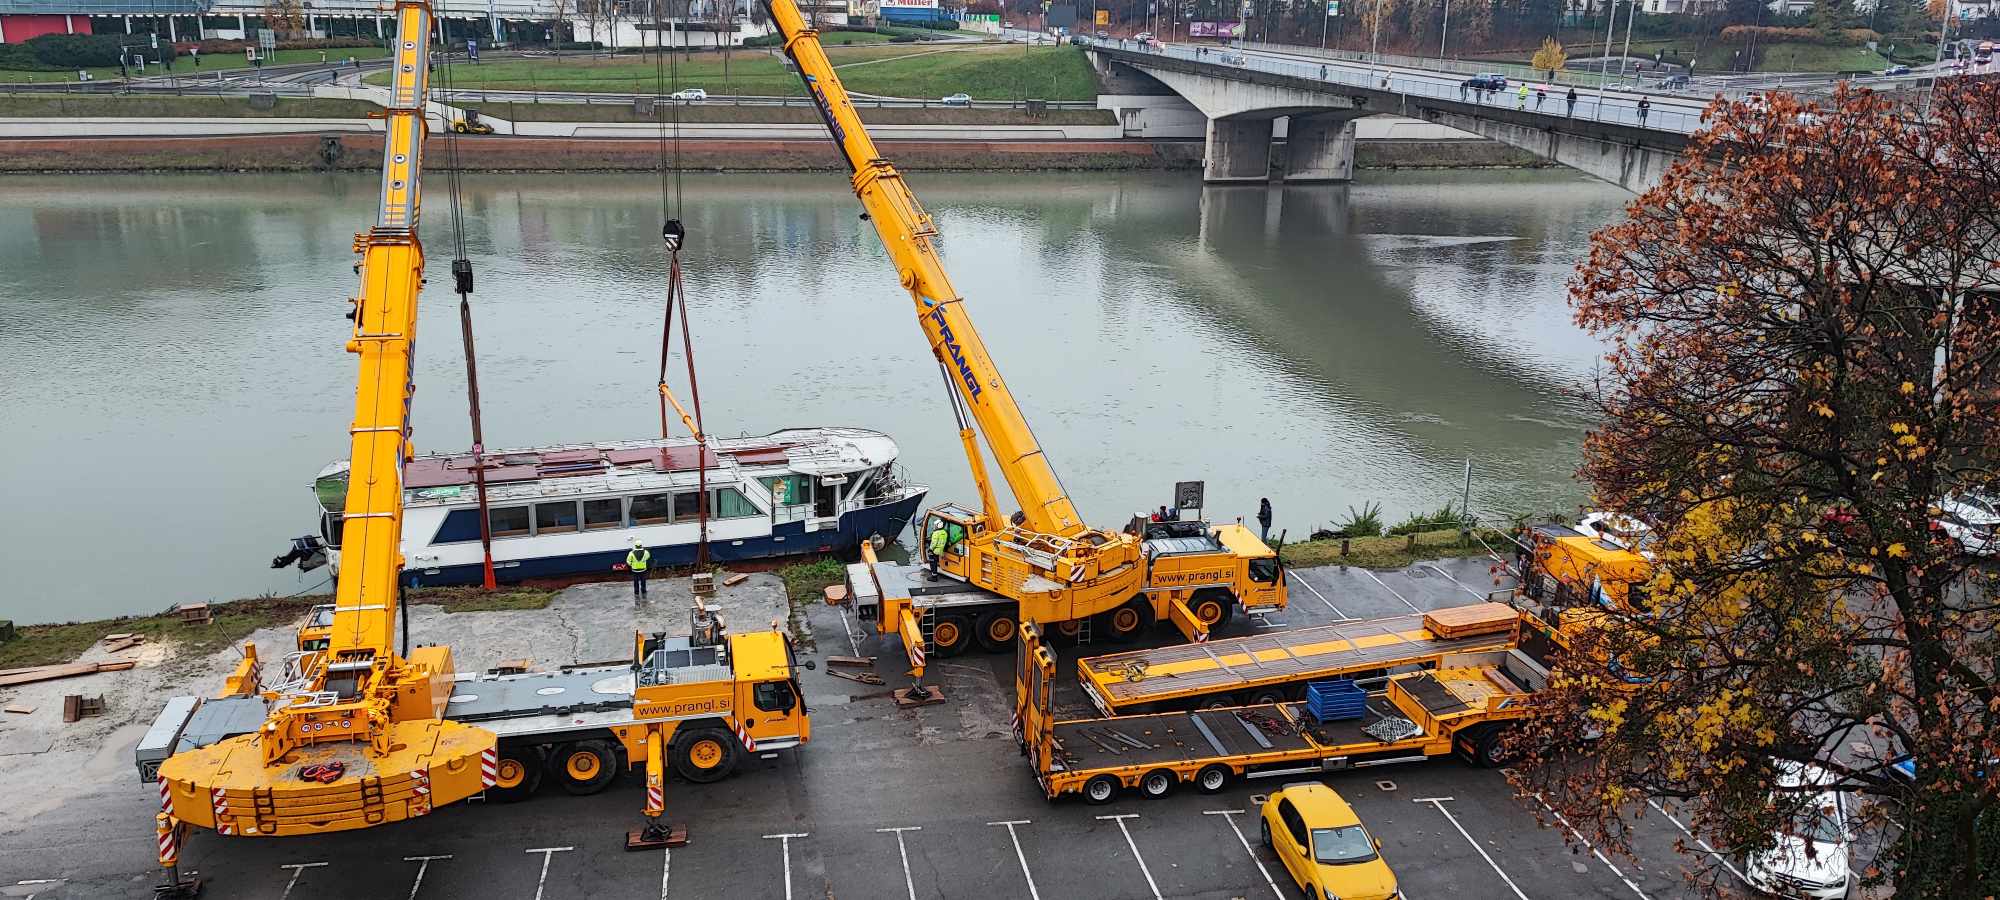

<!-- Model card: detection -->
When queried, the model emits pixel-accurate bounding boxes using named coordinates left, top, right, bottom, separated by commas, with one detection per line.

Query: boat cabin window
left=764, top=475, right=814, bottom=524
left=629, top=493, right=672, bottom=526
left=583, top=498, right=623, bottom=530
left=536, top=501, right=580, bottom=534
left=430, top=509, right=481, bottom=544
left=673, top=492, right=704, bottom=523
left=489, top=506, right=531, bottom=538
left=713, top=487, right=760, bottom=519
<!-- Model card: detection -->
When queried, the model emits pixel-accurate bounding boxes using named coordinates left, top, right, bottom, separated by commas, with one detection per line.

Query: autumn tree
left=261, top=0, right=306, bottom=38
left=1510, top=80, right=2000, bottom=898
left=1530, top=36, right=1567, bottom=78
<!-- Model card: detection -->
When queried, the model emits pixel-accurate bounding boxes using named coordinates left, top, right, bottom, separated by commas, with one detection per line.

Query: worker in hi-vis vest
left=928, top=521, right=948, bottom=578
left=627, top=539, right=651, bottom=599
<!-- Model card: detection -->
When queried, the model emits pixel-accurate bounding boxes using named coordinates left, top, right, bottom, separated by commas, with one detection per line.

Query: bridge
left=1086, top=40, right=1712, bottom=192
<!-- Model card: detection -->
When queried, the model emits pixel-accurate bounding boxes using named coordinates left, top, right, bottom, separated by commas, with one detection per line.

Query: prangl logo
left=929, top=307, right=981, bottom=401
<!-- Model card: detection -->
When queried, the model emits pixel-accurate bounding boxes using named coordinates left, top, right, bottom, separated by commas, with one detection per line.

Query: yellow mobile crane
left=143, top=4, right=812, bottom=887
left=764, top=0, right=1284, bottom=683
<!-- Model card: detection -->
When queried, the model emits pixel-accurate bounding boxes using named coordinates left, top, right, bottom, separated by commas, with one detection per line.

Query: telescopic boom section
left=765, top=0, right=1083, bottom=538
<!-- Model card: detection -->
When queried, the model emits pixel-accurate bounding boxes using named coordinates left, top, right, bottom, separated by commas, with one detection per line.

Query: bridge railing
left=1091, top=38, right=1708, bottom=136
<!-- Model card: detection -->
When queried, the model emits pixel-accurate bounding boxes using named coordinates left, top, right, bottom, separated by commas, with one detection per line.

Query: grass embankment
left=1478, top=36, right=1893, bottom=74
left=387, top=44, right=1099, bottom=101
left=490, top=101, right=1112, bottom=125
left=0, top=585, right=560, bottom=670
left=0, top=92, right=378, bottom=117
left=0, top=46, right=392, bottom=84
left=1281, top=527, right=1507, bottom=571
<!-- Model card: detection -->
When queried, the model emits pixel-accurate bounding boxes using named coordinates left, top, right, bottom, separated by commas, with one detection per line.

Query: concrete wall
left=0, top=116, right=1125, bottom=141
left=1413, top=107, right=1680, bottom=193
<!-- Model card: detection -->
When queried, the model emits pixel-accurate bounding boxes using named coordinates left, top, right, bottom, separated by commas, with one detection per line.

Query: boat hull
left=397, top=490, right=927, bottom=587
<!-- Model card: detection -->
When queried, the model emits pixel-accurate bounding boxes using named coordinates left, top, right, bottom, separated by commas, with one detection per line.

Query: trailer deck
left=1077, top=602, right=1520, bottom=714
left=1049, top=705, right=1316, bottom=770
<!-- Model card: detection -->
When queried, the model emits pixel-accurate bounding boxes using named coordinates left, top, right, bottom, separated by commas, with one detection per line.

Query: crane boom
left=765, top=0, right=1083, bottom=539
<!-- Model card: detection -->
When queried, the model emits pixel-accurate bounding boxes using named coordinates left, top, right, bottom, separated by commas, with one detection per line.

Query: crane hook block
left=451, top=258, right=473, bottom=295
left=663, top=219, right=686, bottom=252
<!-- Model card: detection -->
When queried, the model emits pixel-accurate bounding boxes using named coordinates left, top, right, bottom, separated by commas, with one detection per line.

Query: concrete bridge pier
left=1205, top=117, right=1275, bottom=183
left=1284, top=113, right=1359, bottom=183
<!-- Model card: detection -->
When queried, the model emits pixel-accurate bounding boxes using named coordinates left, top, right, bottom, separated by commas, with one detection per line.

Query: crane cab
left=918, top=505, right=982, bottom=580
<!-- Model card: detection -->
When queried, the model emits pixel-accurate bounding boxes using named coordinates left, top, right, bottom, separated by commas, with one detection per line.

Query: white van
left=1743, top=763, right=1853, bottom=899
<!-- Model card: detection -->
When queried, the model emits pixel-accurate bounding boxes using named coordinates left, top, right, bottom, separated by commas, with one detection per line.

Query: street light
left=1439, top=0, right=1449, bottom=59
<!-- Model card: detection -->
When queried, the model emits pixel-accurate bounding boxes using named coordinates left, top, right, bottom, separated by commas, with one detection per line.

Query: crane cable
left=652, top=2, right=706, bottom=564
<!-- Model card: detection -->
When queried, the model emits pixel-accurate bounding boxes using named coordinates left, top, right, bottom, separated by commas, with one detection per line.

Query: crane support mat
left=1420, top=602, right=1518, bottom=638
left=626, top=825, right=690, bottom=851
left=894, top=686, right=947, bottom=708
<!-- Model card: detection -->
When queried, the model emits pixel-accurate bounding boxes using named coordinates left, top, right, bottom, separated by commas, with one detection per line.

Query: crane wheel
left=1194, top=764, right=1231, bottom=794
left=1099, top=599, right=1152, bottom=642
left=974, top=609, right=1019, bottom=653
left=551, top=740, right=618, bottom=795
left=1190, top=589, right=1234, bottom=631
left=487, top=745, right=545, bottom=802
left=931, top=614, right=972, bottom=658
left=1082, top=774, right=1120, bottom=805
left=1049, top=620, right=1083, bottom=646
left=671, top=727, right=741, bottom=783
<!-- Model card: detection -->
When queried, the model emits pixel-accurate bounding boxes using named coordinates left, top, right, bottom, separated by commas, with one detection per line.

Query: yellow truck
left=1075, top=602, right=1521, bottom=716
left=1013, top=618, right=1552, bottom=803
left=1518, top=523, right=1652, bottom=613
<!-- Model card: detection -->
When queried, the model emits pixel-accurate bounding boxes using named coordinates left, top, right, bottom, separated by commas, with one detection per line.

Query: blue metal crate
left=1305, top=678, right=1366, bottom=721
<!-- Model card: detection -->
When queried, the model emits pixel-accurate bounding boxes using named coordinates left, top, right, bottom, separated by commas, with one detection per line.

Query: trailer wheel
left=1198, top=694, right=1237, bottom=710
left=1139, top=769, right=1175, bottom=799
left=1082, top=774, right=1120, bottom=805
left=1473, top=726, right=1515, bottom=768
left=932, top=614, right=973, bottom=657
left=487, top=745, right=544, bottom=803
left=1250, top=689, right=1285, bottom=705
left=1194, top=764, right=1231, bottom=794
left=974, top=609, right=1020, bottom=653
left=1190, top=589, right=1234, bottom=631
left=550, top=741, right=617, bottom=796
left=671, top=727, right=741, bottom=783
left=1100, top=599, right=1153, bottom=642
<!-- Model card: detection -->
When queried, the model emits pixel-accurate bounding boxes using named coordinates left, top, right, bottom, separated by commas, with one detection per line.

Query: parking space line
left=403, top=855, right=451, bottom=900
left=762, top=833, right=809, bottom=900
left=524, top=847, right=573, bottom=900
left=1525, top=793, right=1653, bottom=900
left=1096, top=814, right=1164, bottom=900
left=1202, top=809, right=1284, bottom=900
left=1422, top=563, right=1490, bottom=601
left=1361, top=569, right=1424, bottom=613
left=987, top=820, right=1044, bottom=900
left=876, top=826, right=922, bottom=900
left=278, top=861, right=328, bottom=900
left=1286, top=570, right=1350, bottom=619
left=1412, top=797, right=1529, bottom=900
left=1647, top=798, right=1750, bottom=886
left=659, top=848, right=671, bottom=900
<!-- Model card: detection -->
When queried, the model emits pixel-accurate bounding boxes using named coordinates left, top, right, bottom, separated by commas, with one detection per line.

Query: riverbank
left=0, top=131, right=1542, bottom=172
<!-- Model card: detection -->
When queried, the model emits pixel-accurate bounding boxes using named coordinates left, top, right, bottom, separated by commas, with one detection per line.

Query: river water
left=0, top=169, right=1626, bottom=623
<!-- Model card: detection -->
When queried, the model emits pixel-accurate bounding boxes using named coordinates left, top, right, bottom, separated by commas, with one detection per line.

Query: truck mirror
left=802, top=660, right=817, bottom=671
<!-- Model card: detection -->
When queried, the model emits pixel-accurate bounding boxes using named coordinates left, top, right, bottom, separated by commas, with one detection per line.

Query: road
left=0, top=555, right=1758, bottom=900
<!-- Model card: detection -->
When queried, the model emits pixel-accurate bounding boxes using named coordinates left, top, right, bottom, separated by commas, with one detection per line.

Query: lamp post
left=1370, top=0, right=1381, bottom=59
left=1595, top=0, right=1617, bottom=119
left=1439, top=0, right=1449, bottom=58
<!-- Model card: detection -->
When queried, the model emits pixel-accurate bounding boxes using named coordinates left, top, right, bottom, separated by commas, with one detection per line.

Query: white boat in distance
left=299, top=427, right=928, bottom=586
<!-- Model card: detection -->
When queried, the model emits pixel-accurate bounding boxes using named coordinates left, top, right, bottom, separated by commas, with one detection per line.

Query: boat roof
left=315, top=426, right=900, bottom=508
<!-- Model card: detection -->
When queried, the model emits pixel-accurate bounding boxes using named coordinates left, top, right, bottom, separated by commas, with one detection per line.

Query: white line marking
left=278, top=862, right=328, bottom=900
left=1647, top=798, right=1750, bottom=885
left=524, top=847, right=573, bottom=900
left=988, top=820, right=1044, bottom=900
left=1362, top=569, right=1424, bottom=613
left=1423, top=563, right=1489, bottom=600
left=840, top=607, right=861, bottom=657
left=403, top=855, right=451, bottom=900
left=660, top=847, right=671, bottom=900
left=1096, top=814, right=1164, bottom=900
left=1286, top=571, right=1347, bottom=618
left=1527, top=794, right=1653, bottom=900
left=1203, top=809, right=1283, bottom=900
left=763, top=833, right=808, bottom=900
left=1413, top=797, right=1529, bottom=900
left=876, top=827, right=923, bottom=900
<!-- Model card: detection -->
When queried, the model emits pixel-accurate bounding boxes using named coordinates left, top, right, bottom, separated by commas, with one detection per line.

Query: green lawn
left=0, top=45, right=390, bottom=84
left=382, top=45, right=1099, bottom=101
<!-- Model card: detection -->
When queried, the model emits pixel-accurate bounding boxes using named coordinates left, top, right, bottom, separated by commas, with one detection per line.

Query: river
left=0, top=169, right=1627, bottom=624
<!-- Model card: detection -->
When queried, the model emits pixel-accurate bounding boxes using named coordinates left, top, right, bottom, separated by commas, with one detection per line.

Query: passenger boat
left=297, top=427, right=927, bottom=586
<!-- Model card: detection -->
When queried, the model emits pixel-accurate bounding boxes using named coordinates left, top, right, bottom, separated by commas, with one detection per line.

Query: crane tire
left=671, top=726, right=741, bottom=783
left=974, top=609, right=1020, bottom=653
left=931, top=614, right=973, bottom=658
left=487, top=744, right=544, bottom=803
left=550, top=740, right=618, bottom=795
left=1190, top=589, right=1235, bottom=631
left=1099, top=599, right=1153, bottom=642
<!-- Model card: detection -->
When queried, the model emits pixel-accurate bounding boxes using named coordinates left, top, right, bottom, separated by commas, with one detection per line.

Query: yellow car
left=1260, top=783, right=1402, bottom=900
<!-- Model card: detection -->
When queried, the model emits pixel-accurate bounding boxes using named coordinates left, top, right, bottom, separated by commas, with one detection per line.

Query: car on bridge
left=940, top=92, right=972, bottom=106
left=1462, top=72, right=1508, bottom=91
left=670, top=88, right=708, bottom=102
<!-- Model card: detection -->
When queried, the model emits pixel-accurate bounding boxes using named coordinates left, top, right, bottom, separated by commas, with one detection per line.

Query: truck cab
left=1140, top=520, right=1287, bottom=631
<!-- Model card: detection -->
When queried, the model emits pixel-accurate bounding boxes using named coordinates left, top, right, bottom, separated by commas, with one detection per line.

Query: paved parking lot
left=0, top=557, right=1753, bottom=899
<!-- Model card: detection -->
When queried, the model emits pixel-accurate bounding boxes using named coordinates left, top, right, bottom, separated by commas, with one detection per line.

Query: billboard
left=878, top=0, right=938, bottom=7
left=1187, top=20, right=1240, bottom=36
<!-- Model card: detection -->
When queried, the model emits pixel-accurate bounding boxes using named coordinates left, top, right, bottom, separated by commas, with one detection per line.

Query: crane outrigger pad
left=625, top=824, right=690, bottom=851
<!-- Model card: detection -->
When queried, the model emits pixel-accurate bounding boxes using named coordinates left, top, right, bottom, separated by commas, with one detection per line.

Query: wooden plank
left=722, top=573, right=750, bottom=587
left=1421, top=602, right=1518, bottom=638
left=103, top=637, right=145, bottom=654
left=3, top=704, right=34, bottom=715
left=95, top=661, right=137, bottom=672
left=102, top=632, right=137, bottom=642
left=0, top=663, right=98, bottom=688
left=826, top=655, right=876, bottom=668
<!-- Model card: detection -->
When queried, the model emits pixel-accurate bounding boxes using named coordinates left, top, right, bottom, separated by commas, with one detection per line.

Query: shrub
left=0, top=42, right=58, bottom=70
left=742, top=34, right=782, bottom=46
left=889, top=34, right=918, bottom=42
left=1386, top=501, right=1476, bottom=536
left=25, top=33, right=131, bottom=68
left=1718, top=24, right=1875, bottom=46
left=1332, top=502, right=1385, bottom=539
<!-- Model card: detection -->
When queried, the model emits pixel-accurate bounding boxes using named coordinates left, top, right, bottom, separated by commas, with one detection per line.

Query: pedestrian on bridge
left=1534, top=84, right=1547, bottom=109
left=1637, top=96, right=1651, bottom=123
left=1515, top=83, right=1529, bottom=110
left=1565, top=86, right=1578, bottom=116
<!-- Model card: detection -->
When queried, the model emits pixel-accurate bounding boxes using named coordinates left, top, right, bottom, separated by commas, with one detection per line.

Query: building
left=2, top=0, right=580, bottom=45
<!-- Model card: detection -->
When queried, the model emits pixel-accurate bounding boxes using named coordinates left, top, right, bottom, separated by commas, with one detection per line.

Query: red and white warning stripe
left=410, top=767, right=432, bottom=817
left=1195, top=629, right=1209, bottom=643
left=211, top=786, right=232, bottom=835
left=158, top=777, right=174, bottom=816
left=735, top=722, right=758, bottom=753
left=479, top=747, right=498, bottom=788
left=909, top=641, right=926, bottom=669
left=646, top=781, right=664, bottom=814
left=156, top=814, right=179, bottom=865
